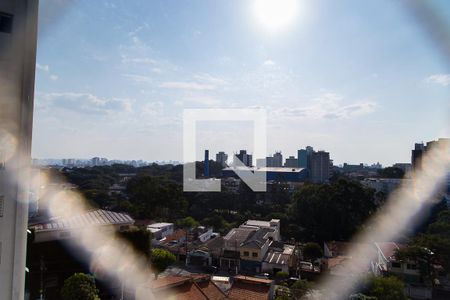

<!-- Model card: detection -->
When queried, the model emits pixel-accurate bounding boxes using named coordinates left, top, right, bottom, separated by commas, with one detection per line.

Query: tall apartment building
left=0, top=1, right=39, bottom=299
left=310, top=151, right=330, bottom=183
left=215, top=151, right=228, bottom=167
left=204, top=149, right=210, bottom=177
left=284, top=156, right=298, bottom=168
left=411, top=138, right=450, bottom=171
left=235, top=150, right=252, bottom=167
left=265, top=151, right=283, bottom=167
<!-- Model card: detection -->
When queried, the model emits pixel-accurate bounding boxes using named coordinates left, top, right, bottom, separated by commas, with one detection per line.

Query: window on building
left=391, top=262, right=401, bottom=268
left=243, top=251, right=249, bottom=256
left=0, top=12, right=13, bottom=33
left=252, top=252, right=258, bottom=258
left=407, top=263, right=417, bottom=270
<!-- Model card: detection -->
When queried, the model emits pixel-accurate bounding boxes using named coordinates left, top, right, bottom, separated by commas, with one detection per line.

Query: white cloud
left=50, top=74, right=58, bottom=81
left=159, top=81, right=215, bottom=91
left=36, top=63, right=49, bottom=72
left=425, top=74, right=450, bottom=86
left=36, top=92, right=133, bottom=115
left=274, top=93, right=377, bottom=120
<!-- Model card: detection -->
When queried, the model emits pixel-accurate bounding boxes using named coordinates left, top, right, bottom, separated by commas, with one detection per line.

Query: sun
left=252, top=0, right=299, bottom=33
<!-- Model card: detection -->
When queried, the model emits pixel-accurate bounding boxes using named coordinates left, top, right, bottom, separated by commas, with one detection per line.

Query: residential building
left=30, top=209, right=134, bottom=243
left=412, top=138, right=450, bottom=171
left=361, top=178, right=406, bottom=195
left=219, top=219, right=281, bottom=274
left=235, top=150, right=252, bottom=167
left=228, top=275, right=274, bottom=300
left=310, top=151, right=330, bottom=183
left=323, top=241, right=376, bottom=278
left=139, top=275, right=227, bottom=300
left=262, top=242, right=297, bottom=274
left=204, top=150, right=210, bottom=177
left=297, top=149, right=308, bottom=169
left=222, top=167, right=308, bottom=183
left=284, top=156, right=298, bottom=168
left=0, top=1, right=39, bottom=299
left=373, top=242, right=420, bottom=282
left=147, top=223, right=174, bottom=241
left=216, top=151, right=228, bottom=167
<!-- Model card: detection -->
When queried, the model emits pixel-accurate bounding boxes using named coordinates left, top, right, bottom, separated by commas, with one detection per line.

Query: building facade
left=0, top=1, right=39, bottom=299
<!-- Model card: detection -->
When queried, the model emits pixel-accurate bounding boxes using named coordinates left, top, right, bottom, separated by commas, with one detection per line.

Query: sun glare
left=253, top=0, right=299, bottom=32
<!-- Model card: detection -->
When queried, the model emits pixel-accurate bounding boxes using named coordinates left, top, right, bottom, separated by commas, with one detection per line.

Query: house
left=219, top=219, right=281, bottom=274
left=323, top=241, right=376, bottom=277
left=30, top=209, right=134, bottom=243
left=139, top=275, right=227, bottom=300
left=262, top=243, right=297, bottom=275
left=373, top=242, right=420, bottom=282
left=147, top=222, right=174, bottom=241
left=228, top=275, right=274, bottom=300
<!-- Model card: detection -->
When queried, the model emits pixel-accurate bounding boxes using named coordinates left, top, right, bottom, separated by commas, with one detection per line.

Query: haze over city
left=32, top=0, right=450, bottom=166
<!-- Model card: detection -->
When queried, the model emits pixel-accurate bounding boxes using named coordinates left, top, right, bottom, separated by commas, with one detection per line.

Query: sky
left=32, top=0, right=450, bottom=166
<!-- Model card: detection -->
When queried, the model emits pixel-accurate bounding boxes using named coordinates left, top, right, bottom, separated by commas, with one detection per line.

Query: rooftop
left=32, top=209, right=134, bottom=232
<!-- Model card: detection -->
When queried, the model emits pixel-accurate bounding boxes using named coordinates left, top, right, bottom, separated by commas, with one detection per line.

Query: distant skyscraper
left=285, top=156, right=298, bottom=168
left=310, top=151, right=330, bottom=183
left=297, top=149, right=307, bottom=168
left=204, top=150, right=210, bottom=177
left=411, top=142, right=425, bottom=170
left=235, top=150, right=252, bottom=167
left=215, top=151, right=228, bottom=167
left=0, top=1, right=39, bottom=299
left=273, top=152, right=283, bottom=167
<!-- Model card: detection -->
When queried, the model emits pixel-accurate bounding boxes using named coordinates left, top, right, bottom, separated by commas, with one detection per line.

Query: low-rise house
left=323, top=241, right=376, bottom=277
left=373, top=242, right=420, bottom=282
left=139, top=275, right=227, bottom=300
left=262, top=242, right=297, bottom=274
left=147, top=222, right=174, bottom=241
left=219, top=219, right=282, bottom=274
left=228, top=275, right=274, bottom=300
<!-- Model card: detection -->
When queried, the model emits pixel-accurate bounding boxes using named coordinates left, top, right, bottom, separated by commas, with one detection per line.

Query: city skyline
left=32, top=0, right=450, bottom=166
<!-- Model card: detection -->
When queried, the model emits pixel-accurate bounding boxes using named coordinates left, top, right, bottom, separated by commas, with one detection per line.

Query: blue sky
left=33, top=0, right=450, bottom=165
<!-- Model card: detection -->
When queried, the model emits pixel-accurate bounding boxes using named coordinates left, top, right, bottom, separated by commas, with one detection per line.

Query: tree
left=119, top=229, right=152, bottom=258
left=127, top=175, right=187, bottom=220
left=176, top=216, right=199, bottom=229
left=275, top=271, right=289, bottom=281
left=365, top=276, right=408, bottom=300
left=151, top=248, right=176, bottom=279
left=61, top=273, right=100, bottom=300
left=378, top=167, right=404, bottom=179
left=290, top=179, right=377, bottom=242
left=303, top=242, right=323, bottom=262
left=291, top=279, right=313, bottom=299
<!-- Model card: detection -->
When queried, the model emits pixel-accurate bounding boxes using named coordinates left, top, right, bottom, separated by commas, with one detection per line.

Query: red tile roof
left=228, top=276, right=272, bottom=300
left=149, top=275, right=226, bottom=300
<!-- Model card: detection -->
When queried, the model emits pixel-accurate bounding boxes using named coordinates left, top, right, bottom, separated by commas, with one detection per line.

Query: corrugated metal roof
left=33, top=209, right=134, bottom=232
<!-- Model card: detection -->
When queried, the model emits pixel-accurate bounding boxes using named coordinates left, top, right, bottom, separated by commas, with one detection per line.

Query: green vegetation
left=61, top=273, right=100, bottom=300
left=150, top=248, right=176, bottom=279
left=57, top=166, right=382, bottom=242
left=396, top=208, right=450, bottom=282
left=377, top=167, right=405, bottom=179
left=363, top=276, right=408, bottom=300
left=290, top=179, right=377, bottom=242
left=291, top=279, right=313, bottom=299
left=302, top=242, right=323, bottom=262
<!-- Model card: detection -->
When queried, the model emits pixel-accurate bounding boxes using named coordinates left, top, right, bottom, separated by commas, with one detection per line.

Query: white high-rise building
left=0, top=1, right=39, bottom=299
